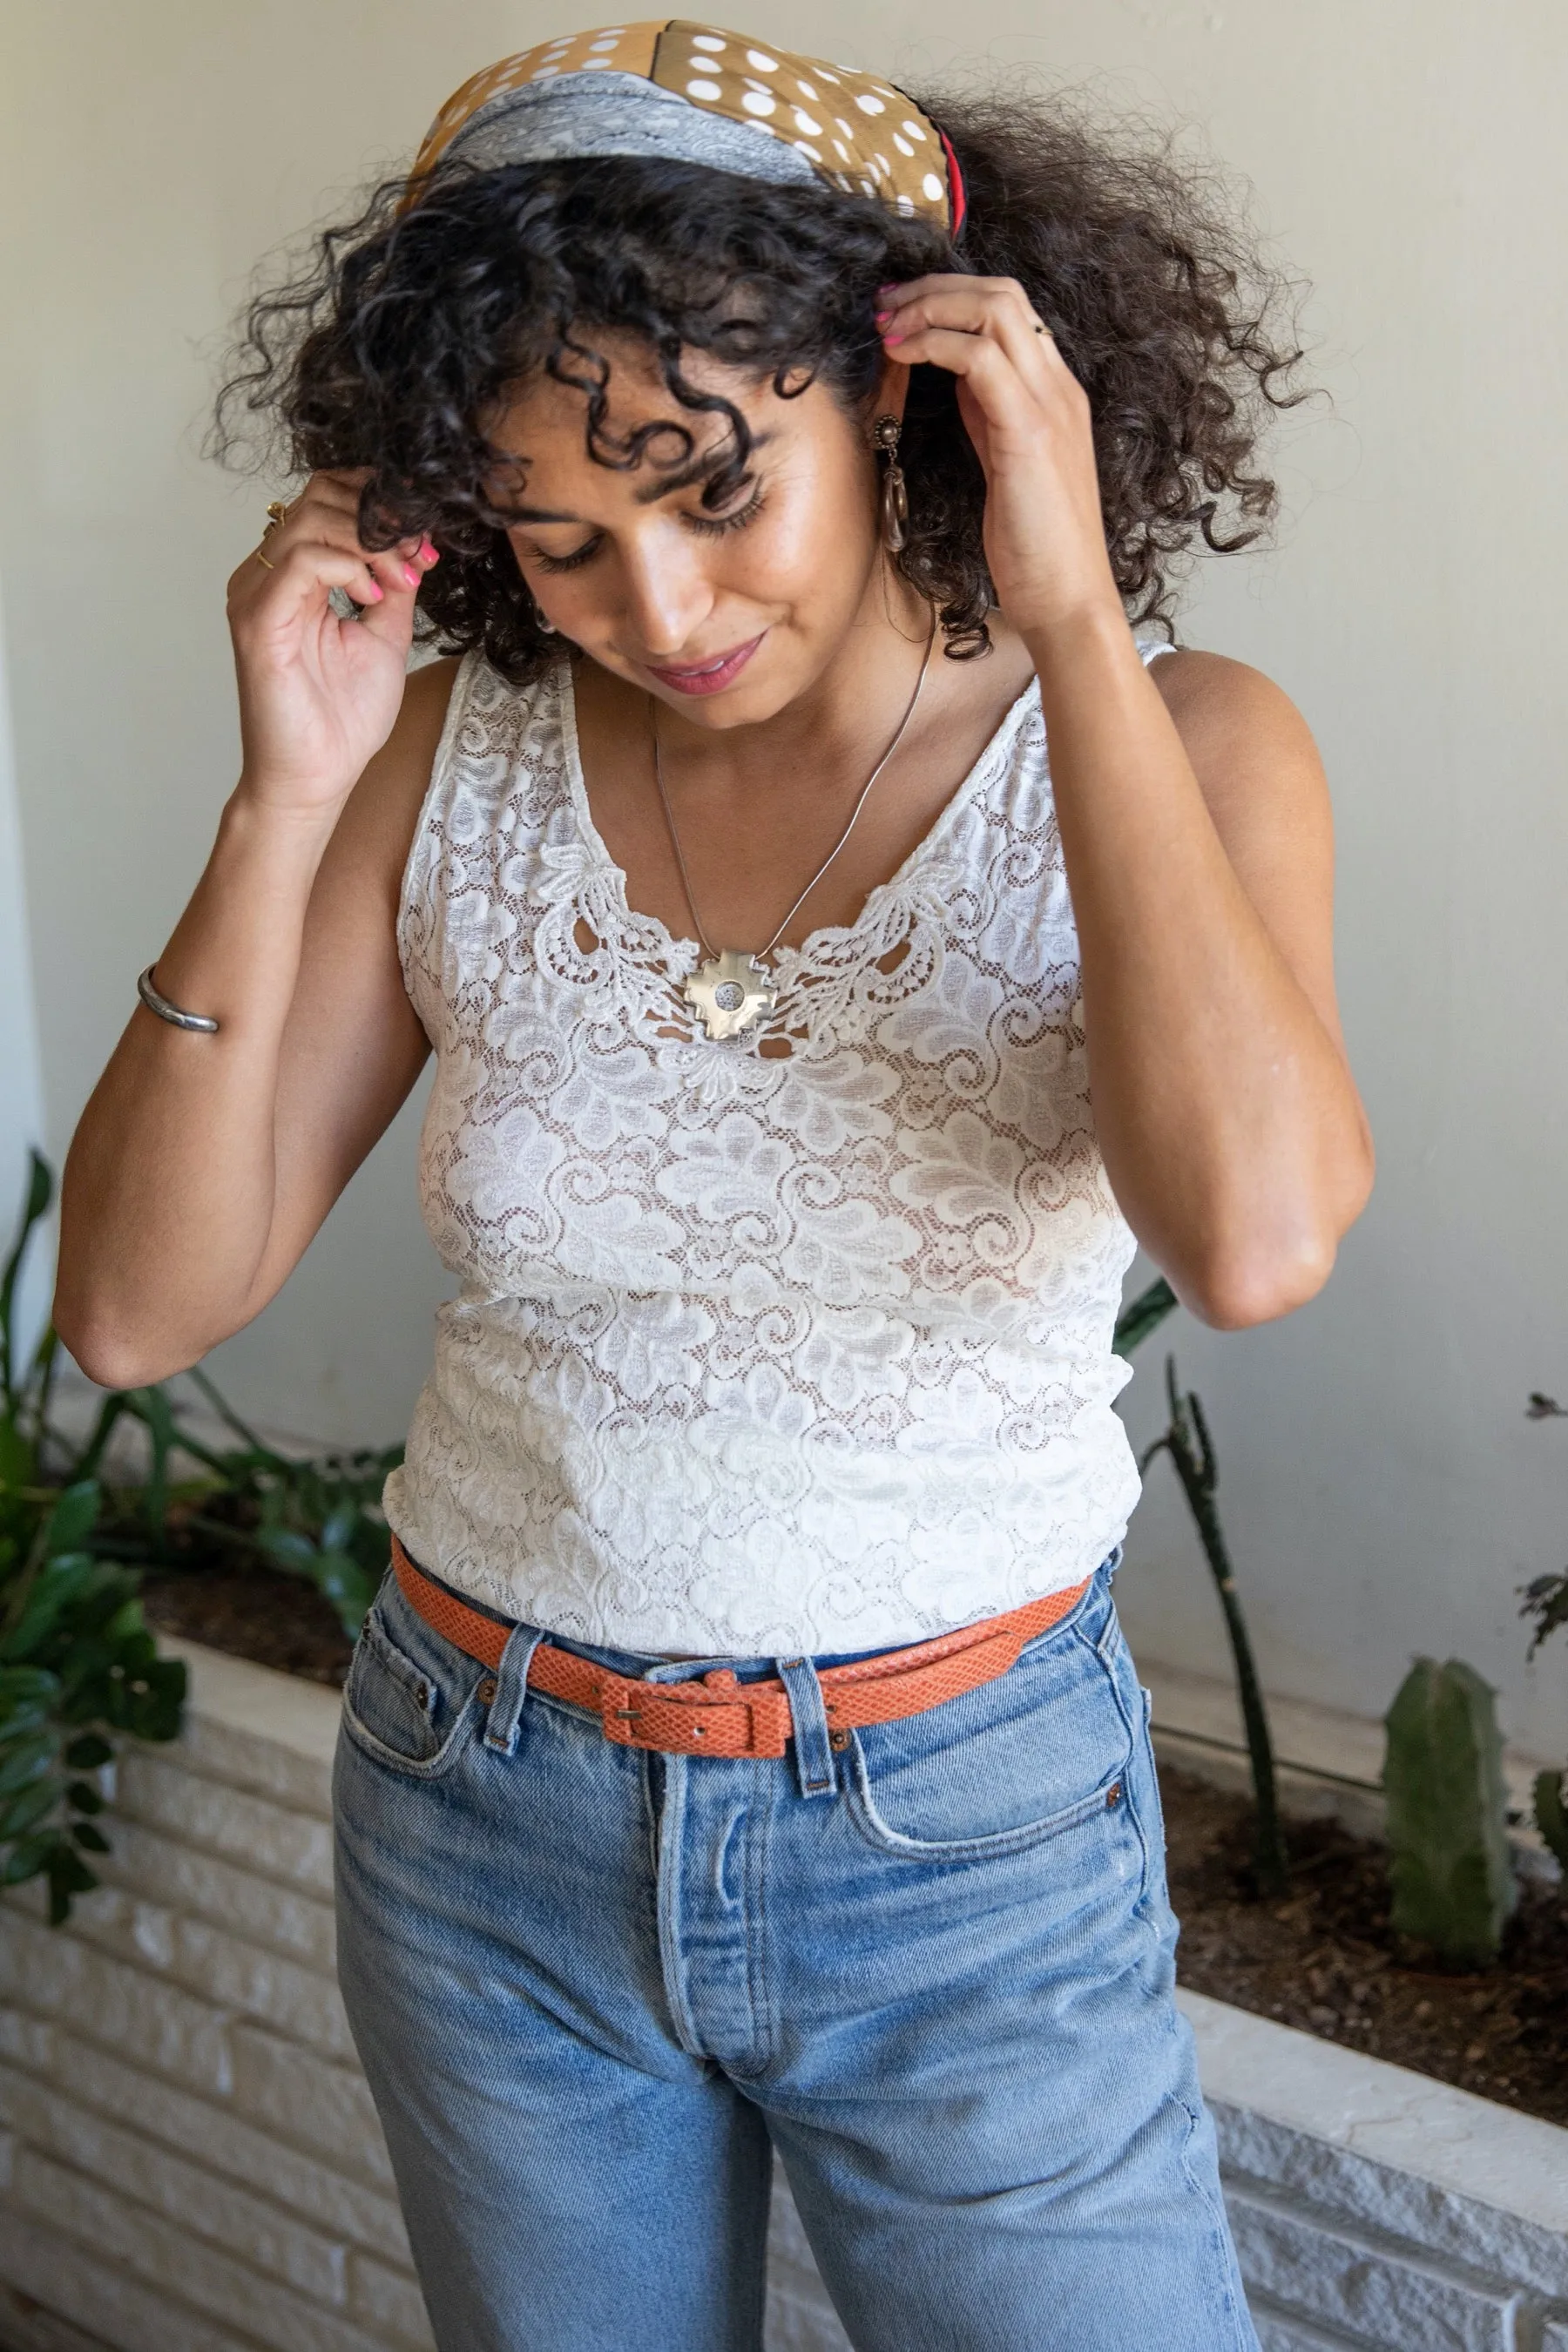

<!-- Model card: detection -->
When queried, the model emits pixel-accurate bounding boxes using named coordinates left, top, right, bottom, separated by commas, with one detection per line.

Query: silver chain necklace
left=652, top=619, right=936, bottom=1040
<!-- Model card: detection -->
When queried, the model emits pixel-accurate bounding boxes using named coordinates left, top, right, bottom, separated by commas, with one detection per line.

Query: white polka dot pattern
left=409, top=20, right=954, bottom=225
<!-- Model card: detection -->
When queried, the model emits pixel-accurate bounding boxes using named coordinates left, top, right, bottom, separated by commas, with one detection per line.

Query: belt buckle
left=598, top=1671, right=788, bottom=1759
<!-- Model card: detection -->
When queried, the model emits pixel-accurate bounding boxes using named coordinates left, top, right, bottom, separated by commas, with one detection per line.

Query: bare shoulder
left=326, top=653, right=463, bottom=884
left=363, top=653, right=463, bottom=822
left=1150, top=645, right=1342, bottom=1036
left=1148, top=647, right=1326, bottom=828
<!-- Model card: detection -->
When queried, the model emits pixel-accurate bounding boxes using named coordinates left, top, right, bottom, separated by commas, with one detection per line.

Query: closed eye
left=525, top=483, right=768, bottom=574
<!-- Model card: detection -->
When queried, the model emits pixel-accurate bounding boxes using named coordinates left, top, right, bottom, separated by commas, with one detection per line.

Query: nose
left=616, top=532, right=717, bottom=662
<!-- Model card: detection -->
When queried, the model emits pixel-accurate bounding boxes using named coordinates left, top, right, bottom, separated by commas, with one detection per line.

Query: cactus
left=1383, top=1658, right=1517, bottom=1967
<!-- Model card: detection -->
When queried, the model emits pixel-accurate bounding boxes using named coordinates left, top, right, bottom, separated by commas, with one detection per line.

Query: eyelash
left=529, top=484, right=768, bottom=575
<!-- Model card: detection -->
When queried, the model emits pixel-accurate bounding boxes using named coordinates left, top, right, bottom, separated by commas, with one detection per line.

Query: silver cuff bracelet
left=137, top=965, right=220, bottom=1035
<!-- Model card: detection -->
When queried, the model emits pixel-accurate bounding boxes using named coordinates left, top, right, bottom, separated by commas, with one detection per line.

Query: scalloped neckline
left=552, top=656, right=1043, bottom=979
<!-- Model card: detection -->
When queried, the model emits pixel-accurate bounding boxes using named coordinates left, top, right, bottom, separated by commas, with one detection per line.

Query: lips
left=645, top=633, right=765, bottom=697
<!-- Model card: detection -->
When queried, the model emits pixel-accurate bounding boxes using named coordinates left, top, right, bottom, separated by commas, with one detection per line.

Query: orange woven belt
left=391, top=1536, right=1088, bottom=1761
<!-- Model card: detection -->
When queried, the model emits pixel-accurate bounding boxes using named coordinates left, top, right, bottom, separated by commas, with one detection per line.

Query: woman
left=57, top=24, right=1372, bottom=2351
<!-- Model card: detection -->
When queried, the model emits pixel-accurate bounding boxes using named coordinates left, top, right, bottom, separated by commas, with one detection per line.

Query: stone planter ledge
left=0, top=1640, right=1563, bottom=2352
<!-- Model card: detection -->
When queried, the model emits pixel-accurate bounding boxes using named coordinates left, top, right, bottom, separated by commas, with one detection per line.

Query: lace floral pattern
left=385, top=642, right=1166, bottom=1654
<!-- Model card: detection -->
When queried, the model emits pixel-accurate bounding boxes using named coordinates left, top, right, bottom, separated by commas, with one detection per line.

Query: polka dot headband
left=409, top=21, right=966, bottom=233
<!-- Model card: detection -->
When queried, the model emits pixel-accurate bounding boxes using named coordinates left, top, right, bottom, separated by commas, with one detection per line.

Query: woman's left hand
left=877, top=274, right=1120, bottom=639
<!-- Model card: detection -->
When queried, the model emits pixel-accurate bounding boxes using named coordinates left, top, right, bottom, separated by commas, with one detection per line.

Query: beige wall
left=3, top=1, right=1565, bottom=1753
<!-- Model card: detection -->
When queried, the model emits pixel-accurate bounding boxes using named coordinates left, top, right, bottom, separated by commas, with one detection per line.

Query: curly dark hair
left=216, top=82, right=1305, bottom=679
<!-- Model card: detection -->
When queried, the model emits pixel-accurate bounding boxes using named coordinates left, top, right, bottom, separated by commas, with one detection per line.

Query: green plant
left=1114, top=1276, right=1287, bottom=1896
left=0, top=1152, right=186, bottom=1922
left=1534, top=1768, right=1568, bottom=1876
left=1383, top=1656, right=1517, bottom=1968
left=1519, top=1390, right=1568, bottom=1875
left=92, top=1365, right=402, bottom=1639
left=1, top=1146, right=403, bottom=1922
left=1137, top=1347, right=1288, bottom=1897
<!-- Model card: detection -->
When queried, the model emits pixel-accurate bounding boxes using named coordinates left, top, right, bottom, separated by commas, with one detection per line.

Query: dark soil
left=1164, top=1764, right=1568, bottom=2128
left=141, top=1570, right=1568, bottom=2126
left=144, top=1567, right=354, bottom=1688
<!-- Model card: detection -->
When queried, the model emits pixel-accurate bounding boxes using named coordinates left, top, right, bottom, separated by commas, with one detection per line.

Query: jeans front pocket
left=843, top=1602, right=1139, bottom=1865
left=341, top=1571, right=486, bottom=1779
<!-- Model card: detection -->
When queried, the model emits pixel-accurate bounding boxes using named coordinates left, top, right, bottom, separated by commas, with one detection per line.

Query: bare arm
left=55, top=477, right=456, bottom=1386
left=1031, top=624, right=1371, bottom=1325
left=878, top=274, right=1373, bottom=1327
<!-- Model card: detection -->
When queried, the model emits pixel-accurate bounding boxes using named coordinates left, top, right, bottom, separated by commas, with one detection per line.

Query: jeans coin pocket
left=341, top=1581, right=483, bottom=1776
left=844, top=1621, right=1136, bottom=1863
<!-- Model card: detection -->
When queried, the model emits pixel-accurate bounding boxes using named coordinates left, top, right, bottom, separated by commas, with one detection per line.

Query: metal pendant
left=682, top=950, right=778, bottom=1041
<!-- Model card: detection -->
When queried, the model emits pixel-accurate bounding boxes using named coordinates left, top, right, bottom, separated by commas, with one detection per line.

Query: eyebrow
left=509, top=432, right=775, bottom=525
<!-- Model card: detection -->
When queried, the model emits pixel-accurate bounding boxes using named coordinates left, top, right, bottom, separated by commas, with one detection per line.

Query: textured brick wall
left=0, top=1666, right=428, bottom=2352
left=0, top=1649, right=1564, bottom=2352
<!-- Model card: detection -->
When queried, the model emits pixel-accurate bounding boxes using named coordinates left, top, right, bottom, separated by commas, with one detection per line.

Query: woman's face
left=491, top=340, right=900, bottom=729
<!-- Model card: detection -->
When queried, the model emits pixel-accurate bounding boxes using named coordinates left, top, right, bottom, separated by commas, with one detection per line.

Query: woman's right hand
left=225, top=469, right=440, bottom=815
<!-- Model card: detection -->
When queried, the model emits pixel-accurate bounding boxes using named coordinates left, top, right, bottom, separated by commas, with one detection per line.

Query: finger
left=233, top=538, right=390, bottom=620
left=877, top=272, right=1018, bottom=308
left=875, top=323, right=1045, bottom=432
left=880, top=285, right=1059, bottom=382
left=276, top=474, right=434, bottom=567
left=258, top=503, right=439, bottom=597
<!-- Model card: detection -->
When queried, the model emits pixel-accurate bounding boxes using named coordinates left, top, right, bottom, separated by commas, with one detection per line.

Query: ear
left=867, top=354, right=910, bottom=431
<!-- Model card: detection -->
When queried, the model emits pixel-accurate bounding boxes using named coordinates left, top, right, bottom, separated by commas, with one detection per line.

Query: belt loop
left=483, top=1623, right=543, bottom=1757
left=775, top=1655, right=835, bottom=1799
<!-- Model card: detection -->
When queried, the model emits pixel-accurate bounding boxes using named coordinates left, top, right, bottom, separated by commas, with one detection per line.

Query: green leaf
left=1534, top=1769, right=1568, bottom=1874
left=71, top=1389, right=139, bottom=1482
left=0, top=1150, right=52, bottom=1403
left=1, top=1552, right=99, bottom=1659
left=64, top=1779, right=104, bottom=1815
left=183, top=1363, right=284, bottom=1463
left=0, top=1666, right=61, bottom=1733
left=0, top=1779, right=61, bottom=1840
left=2, top=1830, right=59, bottom=1886
left=1113, top=1275, right=1179, bottom=1357
left=319, top=1501, right=359, bottom=1554
left=0, top=1730, right=57, bottom=1795
left=44, top=1482, right=100, bottom=1557
left=131, top=1386, right=178, bottom=1547
left=64, top=1733, right=112, bottom=1770
left=126, top=1657, right=186, bottom=1742
left=70, top=1821, right=109, bottom=1854
left=307, top=1548, right=375, bottom=1636
left=0, top=1416, right=31, bottom=1490
left=257, top=1527, right=318, bottom=1573
left=1521, top=1571, right=1568, bottom=1657
left=46, top=1845, right=98, bottom=1923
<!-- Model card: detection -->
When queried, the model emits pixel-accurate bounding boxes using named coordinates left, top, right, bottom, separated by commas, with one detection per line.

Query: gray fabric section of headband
left=441, top=69, right=820, bottom=190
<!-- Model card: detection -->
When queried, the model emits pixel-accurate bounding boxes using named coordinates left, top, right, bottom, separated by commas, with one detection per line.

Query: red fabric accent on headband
left=937, top=127, right=967, bottom=239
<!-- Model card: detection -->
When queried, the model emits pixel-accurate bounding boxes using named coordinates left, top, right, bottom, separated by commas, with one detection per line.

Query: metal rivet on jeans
left=830, top=1729, right=852, bottom=1753
left=476, top=1676, right=497, bottom=1707
left=1105, top=1781, right=1122, bottom=1808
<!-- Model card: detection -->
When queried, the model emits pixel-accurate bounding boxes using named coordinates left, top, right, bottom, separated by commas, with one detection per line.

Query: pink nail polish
left=874, top=310, right=892, bottom=326
left=403, top=563, right=421, bottom=586
left=364, top=583, right=384, bottom=602
left=882, top=331, right=905, bottom=346
left=420, top=539, right=440, bottom=564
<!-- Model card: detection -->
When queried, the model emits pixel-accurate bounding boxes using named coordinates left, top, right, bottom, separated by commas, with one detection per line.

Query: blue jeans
left=334, top=1560, right=1257, bottom=2352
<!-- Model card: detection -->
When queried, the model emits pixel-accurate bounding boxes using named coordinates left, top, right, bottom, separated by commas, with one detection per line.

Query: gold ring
left=254, top=548, right=276, bottom=571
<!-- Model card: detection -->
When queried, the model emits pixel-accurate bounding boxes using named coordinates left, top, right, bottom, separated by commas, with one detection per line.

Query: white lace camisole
left=383, top=632, right=1172, bottom=1656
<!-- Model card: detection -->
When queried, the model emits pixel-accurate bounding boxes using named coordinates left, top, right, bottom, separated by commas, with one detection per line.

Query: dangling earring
left=874, top=416, right=909, bottom=553
left=532, top=598, right=556, bottom=634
